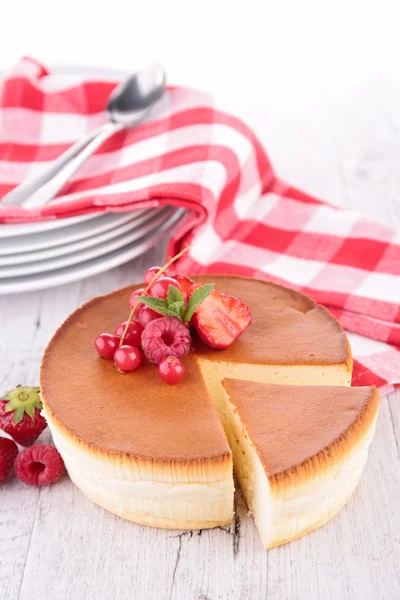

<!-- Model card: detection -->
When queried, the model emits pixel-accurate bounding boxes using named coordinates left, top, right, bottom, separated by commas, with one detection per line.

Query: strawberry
left=174, top=275, right=195, bottom=302
left=190, top=286, right=252, bottom=349
left=0, top=386, right=47, bottom=446
left=0, top=438, right=19, bottom=483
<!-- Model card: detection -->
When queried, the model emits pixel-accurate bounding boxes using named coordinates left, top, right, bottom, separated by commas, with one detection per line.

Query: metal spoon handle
left=1, top=122, right=117, bottom=207
left=22, top=122, right=125, bottom=209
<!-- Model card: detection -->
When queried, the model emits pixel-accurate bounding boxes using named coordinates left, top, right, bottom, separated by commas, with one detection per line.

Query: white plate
left=0, top=208, right=177, bottom=277
left=0, top=209, right=185, bottom=294
left=0, top=209, right=152, bottom=255
left=0, top=209, right=164, bottom=266
left=0, top=212, right=98, bottom=238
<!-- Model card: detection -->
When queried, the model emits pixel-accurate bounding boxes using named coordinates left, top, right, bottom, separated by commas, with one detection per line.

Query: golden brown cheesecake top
left=191, top=276, right=350, bottom=366
left=41, top=288, right=230, bottom=462
left=41, top=275, right=351, bottom=460
left=223, top=379, right=379, bottom=476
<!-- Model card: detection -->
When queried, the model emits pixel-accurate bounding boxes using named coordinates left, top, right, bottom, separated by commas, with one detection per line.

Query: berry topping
left=174, top=275, right=195, bottom=301
left=141, top=317, right=191, bottom=364
left=95, top=333, right=120, bottom=360
left=136, top=304, right=161, bottom=328
left=158, top=356, right=185, bottom=384
left=128, top=287, right=145, bottom=309
left=150, top=276, right=181, bottom=299
left=115, top=321, right=143, bottom=348
left=14, top=444, right=65, bottom=487
left=114, top=345, right=143, bottom=372
left=144, top=266, right=165, bottom=286
left=0, top=386, right=47, bottom=446
left=0, top=438, right=18, bottom=483
left=191, top=287, right=252, bottom=349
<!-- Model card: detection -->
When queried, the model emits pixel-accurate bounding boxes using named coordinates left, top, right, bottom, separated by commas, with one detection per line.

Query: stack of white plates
left=0, top=207, right=185, bottom=294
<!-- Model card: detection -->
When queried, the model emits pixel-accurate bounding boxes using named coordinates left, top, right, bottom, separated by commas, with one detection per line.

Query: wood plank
left=388, top=389, right=400, bottom=456
left=0, top=289, right=47, bottom=600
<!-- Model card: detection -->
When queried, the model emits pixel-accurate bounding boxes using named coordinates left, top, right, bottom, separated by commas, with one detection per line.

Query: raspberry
left=14, top=444, right=65, bottom=486
left=0, top=438, right=18, bottom=483
left=141, top=317, right=191, bottom=364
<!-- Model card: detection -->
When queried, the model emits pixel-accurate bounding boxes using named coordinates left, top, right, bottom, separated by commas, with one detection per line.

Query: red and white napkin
left=1, top=57, right=399, bottom=395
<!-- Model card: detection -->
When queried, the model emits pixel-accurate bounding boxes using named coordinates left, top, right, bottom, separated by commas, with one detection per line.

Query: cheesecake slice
left=222, top=380, right=380, bottom=548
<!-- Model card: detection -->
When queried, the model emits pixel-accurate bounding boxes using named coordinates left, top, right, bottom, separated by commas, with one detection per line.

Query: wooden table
left=1, top=80, right=399, bottom=600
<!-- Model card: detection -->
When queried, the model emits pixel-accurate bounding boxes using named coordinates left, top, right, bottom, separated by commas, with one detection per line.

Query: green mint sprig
left=138, top=283, right=214, bottom=323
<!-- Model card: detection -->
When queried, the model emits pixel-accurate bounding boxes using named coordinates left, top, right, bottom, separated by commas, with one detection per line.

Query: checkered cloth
left=1, top=58, right=399, bottom=395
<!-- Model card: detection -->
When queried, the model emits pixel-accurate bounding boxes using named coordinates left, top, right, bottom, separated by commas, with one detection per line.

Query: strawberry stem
left=119, top=245, right=191, bottom=346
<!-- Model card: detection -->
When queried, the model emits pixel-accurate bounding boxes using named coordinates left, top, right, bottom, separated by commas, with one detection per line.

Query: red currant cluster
left=95, top=265, right=192, bottom=384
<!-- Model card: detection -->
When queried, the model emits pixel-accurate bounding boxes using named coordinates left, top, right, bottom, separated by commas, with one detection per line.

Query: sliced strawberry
left=0, top=386, right=47, bottom=446
left=190, top=286, right=252, bottom=349
left=174, top=275, right=195, bottom=302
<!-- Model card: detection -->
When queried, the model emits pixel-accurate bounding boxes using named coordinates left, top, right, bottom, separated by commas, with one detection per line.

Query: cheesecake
left=40, top=275, right=376, bottom=544
left=222, top=380, right=379, bottom=548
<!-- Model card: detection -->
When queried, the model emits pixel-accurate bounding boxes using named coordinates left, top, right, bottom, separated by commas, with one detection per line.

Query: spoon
left=2, top=63, right=166, bottom=208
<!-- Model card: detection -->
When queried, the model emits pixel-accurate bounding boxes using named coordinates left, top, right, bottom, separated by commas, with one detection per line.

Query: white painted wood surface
left=1, top=76, right=400, bottom=600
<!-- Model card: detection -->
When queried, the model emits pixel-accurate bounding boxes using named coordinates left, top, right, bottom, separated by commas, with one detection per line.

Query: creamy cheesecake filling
left=223, top=389, right=378, bottom=548
left=46, top=411, right=234, bottom=529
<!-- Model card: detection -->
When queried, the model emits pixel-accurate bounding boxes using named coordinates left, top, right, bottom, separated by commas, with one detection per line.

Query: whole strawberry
left=0, top=438, right=19, bottom=483
left=0, top=386, right=47, bottom=446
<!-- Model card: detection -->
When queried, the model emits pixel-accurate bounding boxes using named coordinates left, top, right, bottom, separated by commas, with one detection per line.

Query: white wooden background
left=1, top=69, right=400, bottom=600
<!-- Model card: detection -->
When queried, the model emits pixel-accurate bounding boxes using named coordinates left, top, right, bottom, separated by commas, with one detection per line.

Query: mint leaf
left=137, top=296, right=170, bottom=315
left=184, top=284, right=214, bottom=322
left=169, top=301, right=185, bottom=320
left=138, top=296, right=184, bottom=319
left=167, top=285, right=184, bottom=305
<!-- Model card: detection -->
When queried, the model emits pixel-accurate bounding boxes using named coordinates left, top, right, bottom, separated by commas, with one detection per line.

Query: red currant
left=114, top=345, right=143, bottom=372
left=158, top=356, right=185, bottom=384
left=95, top=333, right=120, bottom=360
left=144, top=266, right=165, bottom=286
left=114, top=321, right=143, bottom=347
left=136, top=304, right=160, bottom=328
left=129, top=287, right=145, bottom=309
left=150, top=276, right=181, bottom=299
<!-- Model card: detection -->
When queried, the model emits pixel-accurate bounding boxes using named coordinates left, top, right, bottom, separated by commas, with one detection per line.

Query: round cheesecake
left=41, top=276, right=378, bottom=544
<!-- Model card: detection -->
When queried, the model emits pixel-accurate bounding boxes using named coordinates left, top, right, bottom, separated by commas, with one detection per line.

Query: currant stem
left=119, top=245, right=191, bottom=346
